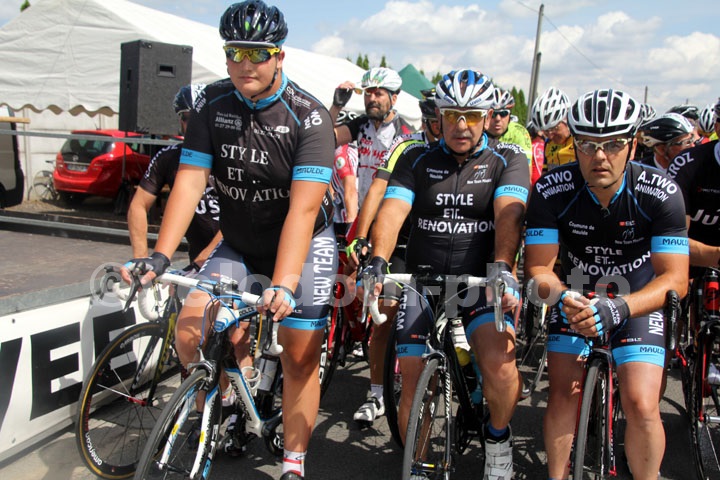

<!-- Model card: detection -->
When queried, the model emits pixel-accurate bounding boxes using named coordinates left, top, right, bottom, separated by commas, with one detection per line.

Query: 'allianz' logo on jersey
left=215, top=112, right=243, bottom=130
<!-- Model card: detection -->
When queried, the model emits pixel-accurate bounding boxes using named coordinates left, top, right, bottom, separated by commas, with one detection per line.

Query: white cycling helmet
left=568, top=89, right=642, bottom=138
left=356, top=67, right=402, bottom=94
left=434, top=69, right=495, bottom=109
left=493, top=89, right=515, bottom=110
left=531, top=87, right=570, bottom=130
left=698, top=104, right=717, bottom=134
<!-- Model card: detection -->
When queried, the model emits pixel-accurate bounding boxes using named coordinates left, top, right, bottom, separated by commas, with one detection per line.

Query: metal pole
left=527, top=3, right=545, bottom=124
left=644, top=86, right=648, bottom=104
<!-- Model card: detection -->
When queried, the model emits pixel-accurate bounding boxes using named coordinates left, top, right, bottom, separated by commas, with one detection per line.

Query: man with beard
left=330, top=67, right=413, bottom=426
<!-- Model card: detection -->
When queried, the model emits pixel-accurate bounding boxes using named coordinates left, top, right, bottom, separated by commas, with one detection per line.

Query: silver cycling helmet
left=356, top=67, right=402, bottom=94
left=640, top=113, right=695, bottom=147
left=698, top=104, right=717, bottom=134
left=531, top=87, right=570, bottom=130
left=568, top=89, right=642, bottom=138
left=639, top=103, right=657, bottom=126
left=434, top=69, right=495, bottom=109
left=493, top=89, right=515, bottom=110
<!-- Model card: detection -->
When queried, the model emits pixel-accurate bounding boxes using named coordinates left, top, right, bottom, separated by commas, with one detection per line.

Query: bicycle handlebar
left=362, top=268, right=507, bottom=332
left=158, top=272, right=284, bottom=355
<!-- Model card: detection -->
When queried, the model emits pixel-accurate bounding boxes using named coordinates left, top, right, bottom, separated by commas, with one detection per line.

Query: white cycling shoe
left=353, top=396, right=385, bottom=426
left=484, top=428, right=514, bottom=480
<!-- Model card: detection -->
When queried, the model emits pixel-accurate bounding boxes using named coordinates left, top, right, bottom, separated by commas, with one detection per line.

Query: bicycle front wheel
left=32, top=170, right=58, bottom=201
left=76, top=322, right=180, bottom=479
left=402, top=358, right=452, bottom=480
left=573, top=359, right=610, bottom=479
left=134, top=369, right=221, bottom=480
left=689, top=339, right=720, bottom=480
left=383, top=322, right=403, bottom=449
left=320, top=300, right=344, bottom=398
left=517, top=303, right=547, bottom=400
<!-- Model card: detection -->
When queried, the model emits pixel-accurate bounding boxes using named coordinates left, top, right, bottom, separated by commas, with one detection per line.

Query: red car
left=53, top=130, right=153, bottom=204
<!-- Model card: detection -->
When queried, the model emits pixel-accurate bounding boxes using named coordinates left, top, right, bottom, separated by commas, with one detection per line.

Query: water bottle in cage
left=703, top=269, right=720, bottom=317
left=255, top=354, right=279, bottom=393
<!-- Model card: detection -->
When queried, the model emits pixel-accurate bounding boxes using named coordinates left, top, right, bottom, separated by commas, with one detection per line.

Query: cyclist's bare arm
left=127, top=187, right=158, bottom=258
left=349, top=177, right=388, bottom=267
left=493, top=196, right=525, bottom=267
left=146, top=165, right=208, bottom=283
left=367, top=197, right=411, bottom=296
left=686, top=215, right=720, bottom=266
left=261, top=180, right=327, bottom=321
left=342, top=174, right=359, bottom=224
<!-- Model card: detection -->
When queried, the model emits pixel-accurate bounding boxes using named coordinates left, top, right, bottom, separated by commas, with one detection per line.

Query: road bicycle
left=679, top=267, right=720, bottom=479
left=133, top=272, right=284, bottom=480
left=76, top=266, right=184, bottom=479
left=516, top=280, right=548, bottom=400
left=362, top=265, right=506, bottom=480
left=30, top=160, right=59, bottom=201
left=572, top=290, right=679, bottom=479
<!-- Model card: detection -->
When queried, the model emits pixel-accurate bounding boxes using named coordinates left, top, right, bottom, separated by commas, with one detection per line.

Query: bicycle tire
left=31, top=170, right=58, bottom=201
left=402, top=357, right=452, bottom=480
left=320, top=301, right=345, bottom=397
left=689, top=337, right=720, bottom=480
left=518, top=303, right=547, bottom=400
left=573, top=358, right=609, bottom=479
left=383, top=322, right=403, bottom=448
left=75, top=321, right=180, bottom=479
left=134, top=369, right=221, bottom=480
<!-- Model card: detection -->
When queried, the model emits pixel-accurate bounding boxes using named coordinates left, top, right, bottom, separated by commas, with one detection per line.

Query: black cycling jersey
left=179, top=74, right=335, bottom=268
left=667, top=140, right=720, bottom=250
left=526, top=161, right=688, bottom=293
left=139, top=144, right=220, bottom=261
left=525, top=161, right=688, bottom=367
left=386, top=134, right=530, bottom=275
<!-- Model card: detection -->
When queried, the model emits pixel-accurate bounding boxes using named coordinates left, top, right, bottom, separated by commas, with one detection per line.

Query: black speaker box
left=119, top=40, right=193, bottom=135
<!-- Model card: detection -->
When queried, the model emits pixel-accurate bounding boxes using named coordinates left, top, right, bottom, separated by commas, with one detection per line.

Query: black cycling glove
left=590, top=296, right=630, bottom=335
left=346, top=237, right=370, bottom=263
left=497, top=261, right=520, bottom=302
left=333, top=87, right=353, bottom=108
left=126, top=251, right=171, bottom=277
left=362, top=256, right=389, bottom=286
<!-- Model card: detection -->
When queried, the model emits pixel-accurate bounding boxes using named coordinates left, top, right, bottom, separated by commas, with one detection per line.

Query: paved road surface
left=0, top=352, right=696, bottom=480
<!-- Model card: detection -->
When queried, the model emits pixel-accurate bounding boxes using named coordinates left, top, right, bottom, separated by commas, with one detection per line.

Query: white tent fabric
left=0, top=0, right=421, bottom=122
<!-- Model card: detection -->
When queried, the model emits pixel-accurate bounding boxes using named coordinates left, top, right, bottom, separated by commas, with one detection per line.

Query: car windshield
left=60, top=137, right=113, bottom=164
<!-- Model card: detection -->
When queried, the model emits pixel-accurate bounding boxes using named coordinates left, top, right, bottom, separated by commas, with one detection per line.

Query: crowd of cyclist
left=116, top=1, right=720, bottom=479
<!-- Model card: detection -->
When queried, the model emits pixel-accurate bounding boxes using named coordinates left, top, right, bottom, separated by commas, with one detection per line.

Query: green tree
left=379, top=55, right=389, bottom=68
left=21, top=0, right=31, bottom=12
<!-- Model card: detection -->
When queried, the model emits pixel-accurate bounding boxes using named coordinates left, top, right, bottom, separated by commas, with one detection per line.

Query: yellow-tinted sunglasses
left=223, top=46, right=280, bottom=64
left=440, top=108, right=488, bottom=127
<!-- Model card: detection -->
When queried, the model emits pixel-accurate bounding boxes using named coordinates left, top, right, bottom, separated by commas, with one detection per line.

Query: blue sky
left=2, top=0, right=718, bottom=112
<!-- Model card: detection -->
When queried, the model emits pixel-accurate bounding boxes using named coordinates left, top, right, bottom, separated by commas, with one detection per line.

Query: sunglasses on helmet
left=223, top=46, right=280, bottom=64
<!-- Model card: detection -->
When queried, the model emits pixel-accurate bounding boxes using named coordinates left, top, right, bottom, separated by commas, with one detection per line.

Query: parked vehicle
left=52, top=130, right=153, bottom=204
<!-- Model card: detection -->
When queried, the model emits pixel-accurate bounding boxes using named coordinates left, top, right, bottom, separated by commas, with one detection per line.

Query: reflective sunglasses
left=667, top=136, right=694, bottom=148
left=353, top=86, right=388, bottom=97
left=223, top=46, right=280, bottom=64
left=574, top=138, right=631, bottom=156
left=440, top=108, right=488, bottom=127
left=492, top=109, right=511, bottom=119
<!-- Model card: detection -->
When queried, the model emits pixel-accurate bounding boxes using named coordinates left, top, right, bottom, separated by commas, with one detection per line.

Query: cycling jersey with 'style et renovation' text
left=179, top=74, right=335, bottom=261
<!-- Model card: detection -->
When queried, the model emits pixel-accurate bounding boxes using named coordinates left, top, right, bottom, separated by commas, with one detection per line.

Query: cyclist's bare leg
left=397, top=356, right=424, bottom=444
left=543, top=351, right=584, bottom=479
left=278, top=326, right=324, bottom=452
left=471, top=322, right=521, bottom=430
left=617, top=362, right=665, bottom=480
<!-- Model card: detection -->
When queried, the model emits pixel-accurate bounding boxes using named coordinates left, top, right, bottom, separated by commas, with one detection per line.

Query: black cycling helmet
left=667, top=104, right=699, bottom=122
left=419, top=97, right=438, bottom=120
left=568, top=89, right=642, bottom=138
left=173, top=84, right=206, bottom=114
left=219, top=1, right=288, bottom=48
left=640, top=113, right=694, bottom=147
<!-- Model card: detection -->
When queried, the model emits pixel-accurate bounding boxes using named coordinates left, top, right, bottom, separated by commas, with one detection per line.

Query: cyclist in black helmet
left=638, top=112, right=695, bottom=172
left=127, top=84, right=221, bottom=270
left=122, top=3, right=336, bottom=479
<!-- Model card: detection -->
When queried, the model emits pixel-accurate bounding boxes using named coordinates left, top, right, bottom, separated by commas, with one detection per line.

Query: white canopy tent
left=0, top=0, right=421, bottom=186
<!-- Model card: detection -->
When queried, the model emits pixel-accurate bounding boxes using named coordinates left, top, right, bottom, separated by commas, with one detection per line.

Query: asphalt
left=0, top=351, right=697, bottom=480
